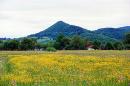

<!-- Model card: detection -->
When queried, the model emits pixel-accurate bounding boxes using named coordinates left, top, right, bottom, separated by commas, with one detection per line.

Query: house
left=86, top=44, right=95, bottom=50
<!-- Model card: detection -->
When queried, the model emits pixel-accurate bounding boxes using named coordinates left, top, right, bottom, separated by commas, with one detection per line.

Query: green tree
left=93, top=41, right=101, bottom=49
left=9, top=40, right=19, bottom=50
left=0, top=40, right=2, bottom=43
left=100, top=43, right=106, bottom=50
left=113, top=42, right=124, bottom=50
left=69, top=35, right=86, bottom=50
left=124, top=33, right=130, bottom=49
left=35, top=43, right=46, bottom=50
left=105, top=42, right=114, bottom=50
left=54, top=34, right=70, bottom=50
left=47, top=41, right=54, bottom=47
left=0, top=40, right=4, bottom=50
left=3, top=40, right=19, bottom=50
left=20, top=38, right=37, bottom=50
left=46, top=47, right=56, bottom=52
left=3, top=41, right=9, bottom=50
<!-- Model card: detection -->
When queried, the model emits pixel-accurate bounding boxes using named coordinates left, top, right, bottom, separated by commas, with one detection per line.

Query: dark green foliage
left=104, top=42, right=114, bottom=50
left=93, top=41, right=101, bottom=49
left=19, top=38, right=37, bottom=50
left=35, top=41, right=55, bottom=50
left=68, top=35, right=87, bottom=50
left=0, top=40, right=4, bottom=50
left=100, top=43, right=106, bottom=50
left=113, top=42, right=125, bottom=50
left=124, top=44, right=130, bottom=49
left=35, top=43, right=43, bottom=49
left=124, top=33, right=130, bottom=44
left=0, top=44, right=4, bottom=50
left=124, top=33, right=130, bottom=49
left=3, top=41, right=9, bottom=50
left=35, top=43, right=48, bottom=50
left=54, top=34, right=70, bottom=50
left=54, top=34, right=88, bottom=50
left=46, top=47, right=56, bottom=52
left=3, top=40, right=19, bottom=50
left=0, top=40, right=3, bottom=43
left=95, top=26, right=130, bottom=40
left=46, top=41, right=54, bottom=47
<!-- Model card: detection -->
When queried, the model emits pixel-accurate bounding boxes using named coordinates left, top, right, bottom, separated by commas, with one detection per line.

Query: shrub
left=46, top=47, right=56, bottom=52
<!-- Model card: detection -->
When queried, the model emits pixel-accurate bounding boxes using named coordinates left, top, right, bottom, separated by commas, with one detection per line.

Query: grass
left=0, top=50, right=130, bottom=86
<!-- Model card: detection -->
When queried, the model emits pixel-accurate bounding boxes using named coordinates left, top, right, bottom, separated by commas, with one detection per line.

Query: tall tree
left=124, top=33, right=130, bottom=49
left=20, top=38, right=37, bottom=50
left=93, top=41, right=101, bottom=49
left=3, top=40, right=19, bottom=50
left=69, top=35, right=86, bottom=50
left=105, top=42, right=114, bottom=50
left=54, top=34, right=70, bottom=50
left=0, top=40, right=4, bottom=50
left=113, top=42, right=124, bottom=50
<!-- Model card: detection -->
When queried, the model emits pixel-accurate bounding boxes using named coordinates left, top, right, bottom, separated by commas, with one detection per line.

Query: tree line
left=53, top=34, right=126, bottom=50
left=0, top=33, right=130, bottom=51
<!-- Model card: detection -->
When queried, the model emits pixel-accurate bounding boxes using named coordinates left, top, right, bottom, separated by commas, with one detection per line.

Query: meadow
left=0, top=50, right=130, bottom=86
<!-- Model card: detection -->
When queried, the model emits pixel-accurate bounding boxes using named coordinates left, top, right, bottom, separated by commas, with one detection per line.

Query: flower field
left=0, top=50, right=130, bottom=86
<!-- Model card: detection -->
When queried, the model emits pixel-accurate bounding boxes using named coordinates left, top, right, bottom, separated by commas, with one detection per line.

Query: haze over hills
left=28, top=21, right=130, bottom=41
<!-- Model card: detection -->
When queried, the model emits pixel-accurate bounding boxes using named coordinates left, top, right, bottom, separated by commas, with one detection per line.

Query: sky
left=0, top=0, right=130, bottom=38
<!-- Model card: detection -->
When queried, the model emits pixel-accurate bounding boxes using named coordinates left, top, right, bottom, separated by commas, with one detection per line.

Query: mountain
left=29, top=21, right=88, bottom=38
left=28, top=21, right=117, bottom=42
left=0, top=38, right=11, bottom=40
left=94, top=26, right=130, bottom=40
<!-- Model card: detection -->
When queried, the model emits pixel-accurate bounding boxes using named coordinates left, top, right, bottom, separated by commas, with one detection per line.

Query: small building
left=86, top=44, right=95, bottom=50
left=88, top=47, right=95, bottom=50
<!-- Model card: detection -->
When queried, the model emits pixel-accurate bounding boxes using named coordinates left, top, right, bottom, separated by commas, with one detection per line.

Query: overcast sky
left=0, top=0, right=130, bottom=38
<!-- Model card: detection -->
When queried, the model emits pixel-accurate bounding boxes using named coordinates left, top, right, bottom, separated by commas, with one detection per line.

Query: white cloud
left=0, top=0, right=130, bottom=38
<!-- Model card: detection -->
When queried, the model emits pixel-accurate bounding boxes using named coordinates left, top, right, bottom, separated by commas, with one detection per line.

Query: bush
left=46, top=47, right=56, bottom=52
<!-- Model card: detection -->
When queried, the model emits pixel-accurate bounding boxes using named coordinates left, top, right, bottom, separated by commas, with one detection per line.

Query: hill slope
left=29, top=21, right=88, bottom=38
left=94, top=26, right=130, bottom=40
left=28, top=21, right=117, bottom=42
